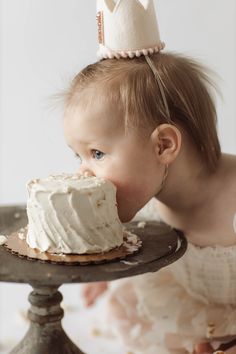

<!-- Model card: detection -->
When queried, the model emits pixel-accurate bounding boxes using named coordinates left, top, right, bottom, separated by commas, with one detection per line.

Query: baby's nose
left=78, top=164, right=95, bottom=177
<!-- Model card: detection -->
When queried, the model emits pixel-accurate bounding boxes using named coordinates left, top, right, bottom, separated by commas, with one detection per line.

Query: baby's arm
left=82, top=282, right=108, bottom=307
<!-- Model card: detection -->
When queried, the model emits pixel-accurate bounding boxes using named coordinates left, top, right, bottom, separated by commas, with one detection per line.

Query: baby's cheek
left=104, top=175, right=149, bottom=214
left=111, top=177, right=146, bottom=201
left=110, top=180, right=136, bottom=200
left=117, top=185, right=147, bottom=212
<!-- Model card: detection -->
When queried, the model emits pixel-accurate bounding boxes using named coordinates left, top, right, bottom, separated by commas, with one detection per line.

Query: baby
left=63, top=52, right=236, bottom=353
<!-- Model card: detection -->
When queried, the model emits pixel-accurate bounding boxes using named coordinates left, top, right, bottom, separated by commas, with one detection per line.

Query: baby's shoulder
left=211, top=153, right=236, bottom=220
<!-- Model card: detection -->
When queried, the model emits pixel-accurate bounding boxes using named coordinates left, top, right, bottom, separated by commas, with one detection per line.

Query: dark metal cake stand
left=0, top=205, right=187, bottom=354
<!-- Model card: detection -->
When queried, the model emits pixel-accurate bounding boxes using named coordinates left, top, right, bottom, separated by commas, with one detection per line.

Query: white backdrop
left=0, top=0, right=236, bottom=205
left=0, top=1, right=236, bottom=353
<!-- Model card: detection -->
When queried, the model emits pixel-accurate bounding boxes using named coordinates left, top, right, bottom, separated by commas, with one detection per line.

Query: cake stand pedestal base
left=0, top=205, right=187, bottom=354
left=10, top=285, right=84, bottom=354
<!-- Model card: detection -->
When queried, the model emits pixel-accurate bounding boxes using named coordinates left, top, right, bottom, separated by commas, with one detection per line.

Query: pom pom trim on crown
left=97, top=42, right=165, bottom=59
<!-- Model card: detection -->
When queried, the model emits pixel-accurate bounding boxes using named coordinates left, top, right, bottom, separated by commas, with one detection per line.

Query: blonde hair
left=65, top=52, right=221, bottom=172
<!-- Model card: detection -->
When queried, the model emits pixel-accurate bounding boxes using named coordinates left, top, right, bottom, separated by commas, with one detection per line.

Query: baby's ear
left=151, top=124, right=182, bottom=164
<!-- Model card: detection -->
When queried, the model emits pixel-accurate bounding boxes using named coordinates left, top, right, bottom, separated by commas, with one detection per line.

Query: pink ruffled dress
left=104, top=199, right=236, bottom=354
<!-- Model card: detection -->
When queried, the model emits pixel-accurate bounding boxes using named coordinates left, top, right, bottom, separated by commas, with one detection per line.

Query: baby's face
left=64, top=96, right=161, bottom=222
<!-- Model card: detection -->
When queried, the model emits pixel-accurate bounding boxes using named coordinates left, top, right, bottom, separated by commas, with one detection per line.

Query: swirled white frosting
left=26, top=174, right=123, bottom=254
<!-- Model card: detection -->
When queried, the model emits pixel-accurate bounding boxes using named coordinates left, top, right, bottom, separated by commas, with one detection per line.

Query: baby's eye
left=91, top=149, right=105, bottom=161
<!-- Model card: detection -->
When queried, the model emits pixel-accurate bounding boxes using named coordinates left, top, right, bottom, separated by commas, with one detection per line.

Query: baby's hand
left=195, top=340, right=236, bottom=353
left=194, top=342, right=212, bottom=353
left=81, top=282, right=108, bottom=307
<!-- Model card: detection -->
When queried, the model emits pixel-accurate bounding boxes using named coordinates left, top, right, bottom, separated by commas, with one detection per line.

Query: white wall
left=0, top=0, right=236, bottom=205
left=0, top=1, right=235, bottom=353
left=159, top=0, right=236, bottom=153
left=0, top=0, right=97, bottom=204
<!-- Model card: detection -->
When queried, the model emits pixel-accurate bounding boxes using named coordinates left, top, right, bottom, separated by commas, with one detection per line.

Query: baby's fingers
left=194, top=342, right=212, bottom=353
left=215, top=340, right=236, bottom=353
left=218, top=344, right=236, bottom=353
left=82, top=282, right=108, bottom=307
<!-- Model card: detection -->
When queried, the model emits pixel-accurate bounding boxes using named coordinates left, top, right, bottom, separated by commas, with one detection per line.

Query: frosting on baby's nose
left=83, top=171, right=95, bottom=177
left=78, top=169, right=95, bottom=177
left=78, top=164, right=95, bottom=177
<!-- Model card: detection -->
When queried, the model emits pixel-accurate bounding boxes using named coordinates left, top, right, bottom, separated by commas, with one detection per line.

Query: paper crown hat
left=96, top=0, right=165, bottom=59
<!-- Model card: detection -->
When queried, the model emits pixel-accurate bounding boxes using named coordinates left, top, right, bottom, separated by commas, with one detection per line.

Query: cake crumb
left=18, top=309, right=29, bottom=322
left=14, top=212, right=21, bottom=219
left=0, top=235, right=7, bottom=245
left=91, top=327, right=102, bottom=336
left=137, top=221, right=146, bottom=228
left=121, top=260, right=139, bottom=266
left=18, top=232, right=25, bottom=240
left=206, top=322, right=215, bottom=338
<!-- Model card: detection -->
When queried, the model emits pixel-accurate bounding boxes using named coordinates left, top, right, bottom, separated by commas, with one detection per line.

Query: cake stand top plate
left=0, top=205, right=187, bottom=286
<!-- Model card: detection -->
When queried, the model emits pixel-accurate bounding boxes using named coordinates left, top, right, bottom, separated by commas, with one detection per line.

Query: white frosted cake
left=26, top=174, right=123, bottom=254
